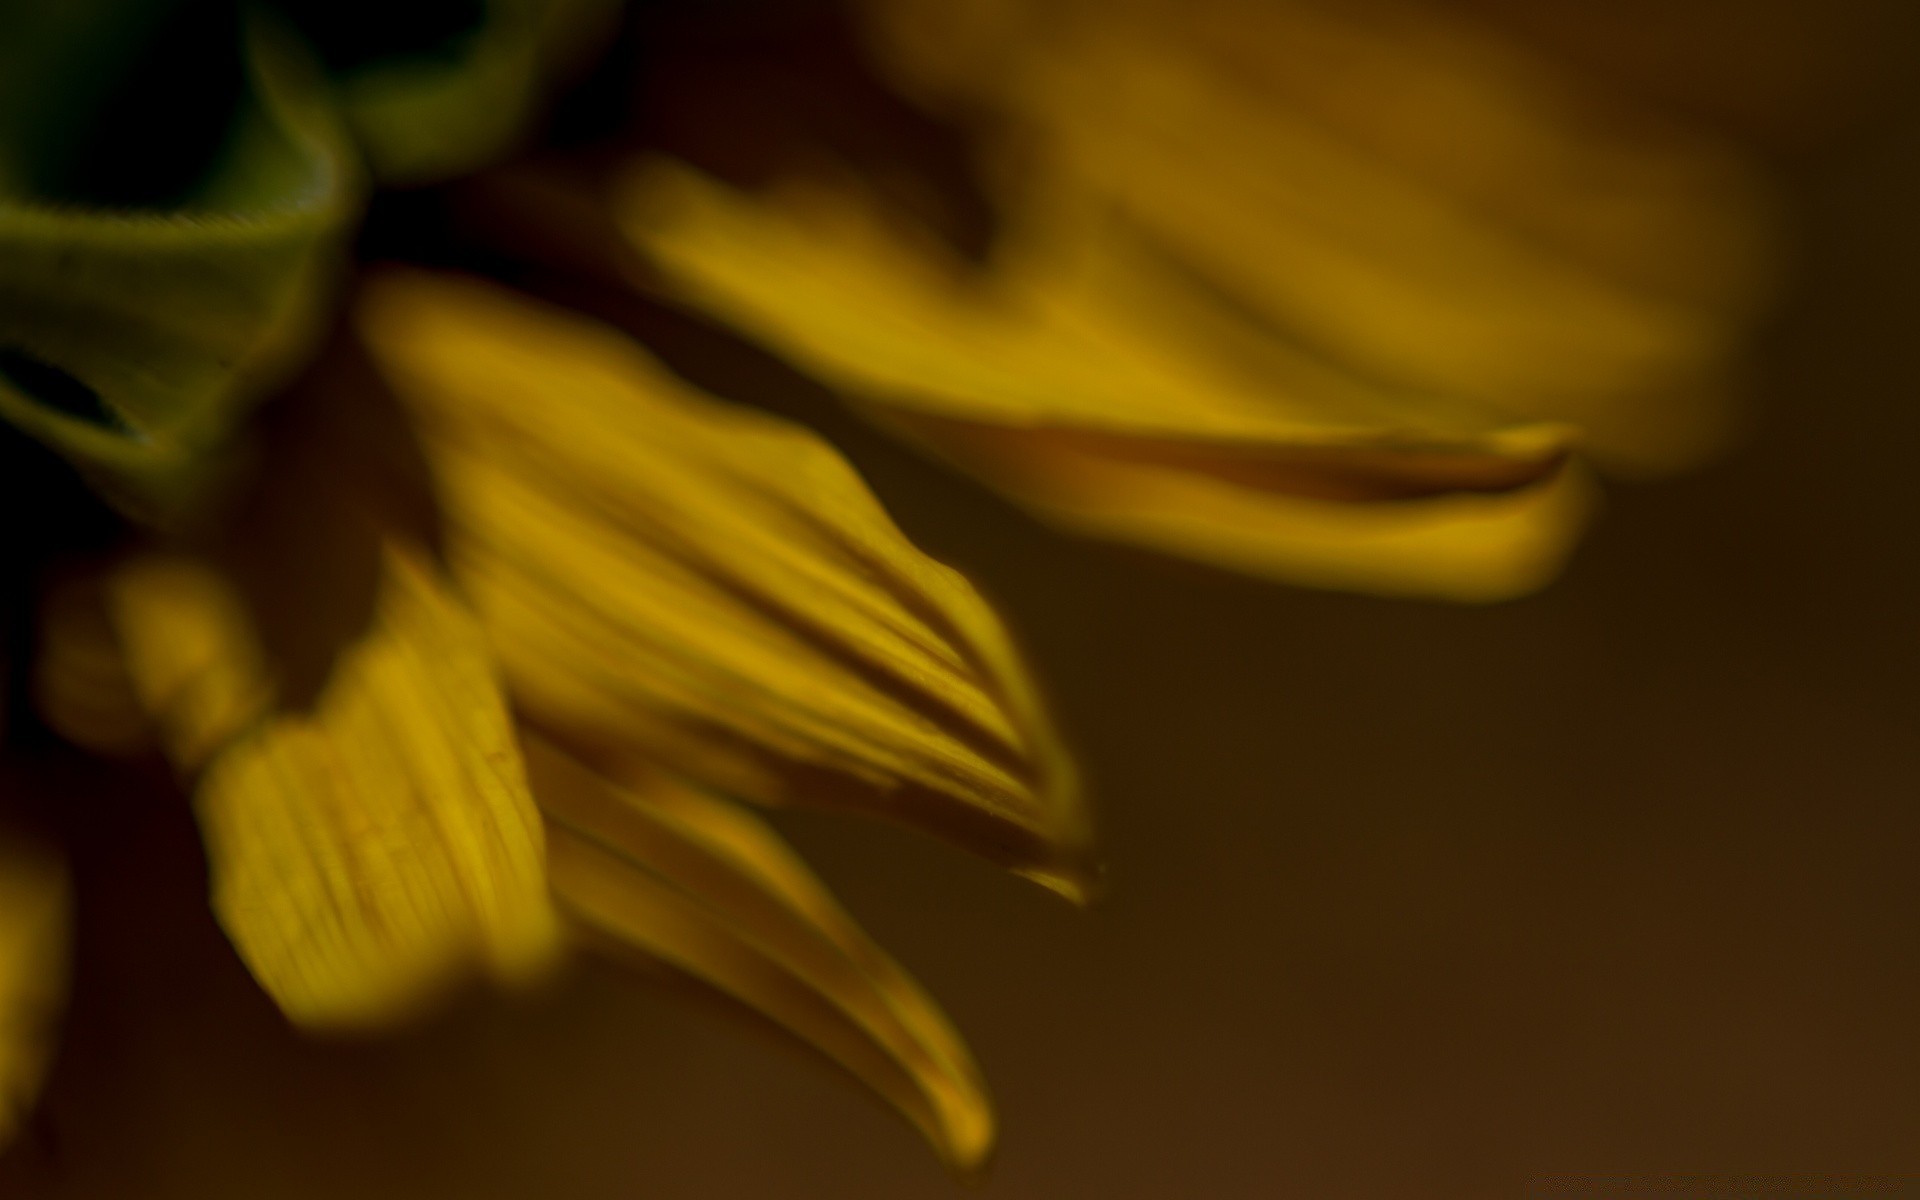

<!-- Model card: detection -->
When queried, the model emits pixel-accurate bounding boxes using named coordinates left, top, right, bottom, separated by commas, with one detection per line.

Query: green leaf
left=0, top=8, right=358, bottom=516
left=273, top=0, right=621, bottom=185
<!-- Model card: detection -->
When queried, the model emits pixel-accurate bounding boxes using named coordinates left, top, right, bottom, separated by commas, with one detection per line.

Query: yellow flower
left=0, top=0, right=1777, bottom=1178
left=0, top=1, right=1091, bottom=1173
left=20, top=264, right=1088, bottom=1171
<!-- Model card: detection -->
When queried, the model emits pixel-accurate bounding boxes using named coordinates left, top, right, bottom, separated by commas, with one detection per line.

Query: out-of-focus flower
left=0, top=0, right=1780, bottom=1179
left=1, top=0, right=1083, bottom=1173
left=25, top=265, right=1084, bottom=1171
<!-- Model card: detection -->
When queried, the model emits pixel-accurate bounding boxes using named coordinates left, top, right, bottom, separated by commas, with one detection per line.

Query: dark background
left=6, top=1, right=1920, bottom=1195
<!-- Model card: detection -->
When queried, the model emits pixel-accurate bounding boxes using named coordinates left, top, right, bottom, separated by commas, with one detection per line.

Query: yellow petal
left=902, top=414, right=1599, bottom=601
left=33, top=570, right=155, bottom=757
left=355, top=270, right=1089, bottom=896
left=531, top=735, right=992, bottom=1173
left=0, top=834, right=68, bottom=1149
left=105, top=555, right=271, bottom=773
left=617, top=0, right=1773, bottom=600
left=858, top=0, right=1775, bottom=473
left=109, top=540, right=560, bottom=1030
left=618, top=160, right=1591, bottom=600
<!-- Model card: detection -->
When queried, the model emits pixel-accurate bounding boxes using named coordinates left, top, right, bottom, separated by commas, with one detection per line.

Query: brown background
left=6, top=2, right=1920, bottom=1196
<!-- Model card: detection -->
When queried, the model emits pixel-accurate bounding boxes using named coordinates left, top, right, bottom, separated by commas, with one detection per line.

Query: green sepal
left=306, top=0, right=622, bottom=185
left=0, top=11, right=360, bottom=519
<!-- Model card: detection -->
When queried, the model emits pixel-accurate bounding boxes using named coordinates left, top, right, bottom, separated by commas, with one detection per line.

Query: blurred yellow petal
left=109, top=540, right=560, bottom=1030
left=105, top=554, right=276, bottom=775
left=909, top=415, right=1598, bottom=601
left=531, top=735, right=992, bottom=1173
left=33, top=571, right=155, bottom=757
left=0, top=835, right=67, bottom=1150
left=356, top=270, right=1090, bottom=895
left=858, top=0, right=1776, bottom=473
left=615, top=0, right=1774, bottom=600
left=618, top=161, right=1591, bottom=600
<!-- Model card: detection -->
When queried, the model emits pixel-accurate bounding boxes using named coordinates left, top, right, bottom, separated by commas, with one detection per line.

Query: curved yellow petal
left=531, top=735, right=992, bottom=1173
left=902, top=414, right=1599, bottom=601
left=0, top=834, right=68, bottom=1149
left=616, top=0, right=1772, bottom=600
left=109, top=540, right=560, bottom=1030
left=618, top=161, right=1589, bottom=600
left=858, top=0, right=1775, bottom=472
left=356, top=270, right=1090, bottom=896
